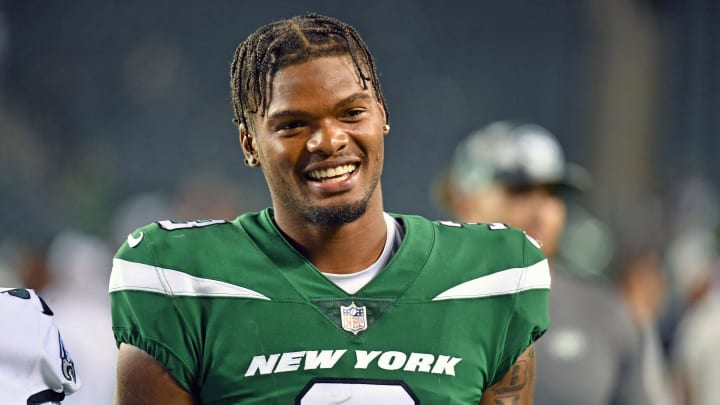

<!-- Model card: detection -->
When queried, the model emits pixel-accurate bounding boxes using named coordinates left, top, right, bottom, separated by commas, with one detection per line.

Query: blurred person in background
left=0, top=287, right=80, bottom=403
left=2, top=239, right=52, bottom=293
left=0, top=241, right=22, bottom=287
left=435, top=121, right=649, bottom=405
left=610, top=213, right=675, bottom=405
left=667, top=226, right=720, bottom=405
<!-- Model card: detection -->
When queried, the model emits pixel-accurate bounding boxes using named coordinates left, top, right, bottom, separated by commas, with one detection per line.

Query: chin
left=303, top=200, right=369, bottom=226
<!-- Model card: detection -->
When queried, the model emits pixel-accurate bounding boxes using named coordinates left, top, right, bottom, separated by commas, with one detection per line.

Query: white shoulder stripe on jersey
left=109, top=258, right=271, bottom=300
left=432, top=259, right=550, bottom=301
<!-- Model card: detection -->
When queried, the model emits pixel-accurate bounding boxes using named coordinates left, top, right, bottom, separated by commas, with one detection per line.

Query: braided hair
left=229, top=13, right=388, bottom=130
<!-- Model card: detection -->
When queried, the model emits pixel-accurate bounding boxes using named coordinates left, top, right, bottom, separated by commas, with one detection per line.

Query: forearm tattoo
left=491, top=346, right=534, bottom=405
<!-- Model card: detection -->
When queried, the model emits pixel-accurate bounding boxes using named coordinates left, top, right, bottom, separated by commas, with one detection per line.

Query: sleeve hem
left=114, top=327, right=196, bottom=393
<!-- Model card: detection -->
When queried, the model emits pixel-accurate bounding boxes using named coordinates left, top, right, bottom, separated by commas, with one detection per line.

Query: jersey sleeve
left=109, top=225, right=199, bottom=392
left=489, top=232, right=551, bottom=386
left=0, top=288, right=80, bottom=403
left=37, top=316, right=81, bottom=399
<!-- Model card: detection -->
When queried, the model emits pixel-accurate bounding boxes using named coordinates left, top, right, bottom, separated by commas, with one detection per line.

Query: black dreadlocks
left=229, top=13, right=388, bottom=131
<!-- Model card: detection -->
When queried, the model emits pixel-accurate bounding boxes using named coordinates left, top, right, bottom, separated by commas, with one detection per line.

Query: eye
left=342, top=108, right=366, bottom=121
left=276, top=121, right=305, bottom=132
left=507, top=185, right=534, bottom=196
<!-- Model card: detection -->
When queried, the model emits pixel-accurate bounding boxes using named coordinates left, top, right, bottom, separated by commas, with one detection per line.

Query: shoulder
left=552, top=270, right=616, bottom=300
left=113, top=211, right=268, bottom=267
left=0, top=288, right=56, bottom=326
left=392, top=215, right=549, bottom=301
left=552, top=271, right=631, bottom=319
left=110, top=211, right=278, bottom=299
left=555, top=271, right=641, bottom=347
left=436, top=219, right=539, bottom=251
left=116, top=218, right=234, bottom=256
left=398, top=214, right=545, bottom=269
left=673, top=292, right=720, bottom=361
left=396, top=214, right=537, bottom=246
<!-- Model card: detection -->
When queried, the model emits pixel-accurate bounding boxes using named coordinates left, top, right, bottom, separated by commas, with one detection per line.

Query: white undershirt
left=322, top=213, right=403, bottom=294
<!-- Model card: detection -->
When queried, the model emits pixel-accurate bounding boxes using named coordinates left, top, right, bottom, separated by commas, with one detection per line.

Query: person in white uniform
left=0, top=287, right=80, bottom=404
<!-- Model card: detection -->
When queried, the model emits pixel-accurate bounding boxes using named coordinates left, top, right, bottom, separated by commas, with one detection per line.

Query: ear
left=239, top=123, right=260, bottom=167
left=377, top=102, right=389, bottom=136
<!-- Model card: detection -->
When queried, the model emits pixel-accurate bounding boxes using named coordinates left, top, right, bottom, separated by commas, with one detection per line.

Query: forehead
left=265, top=55, right=370, bottom=115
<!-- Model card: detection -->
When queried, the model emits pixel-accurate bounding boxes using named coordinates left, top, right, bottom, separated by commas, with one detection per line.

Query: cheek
left=257, top=138, right=301, bottom=168
left=372, top=139, right=384, bottom=165
left=544, top=199, right=567, bottom=234
left=470, top=191, right=509, bottom=223
left=502, top=199, right=533, bottom=226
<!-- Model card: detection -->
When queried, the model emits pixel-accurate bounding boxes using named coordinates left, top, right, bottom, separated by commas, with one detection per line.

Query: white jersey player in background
left=0, top=287, right=80, bottom=404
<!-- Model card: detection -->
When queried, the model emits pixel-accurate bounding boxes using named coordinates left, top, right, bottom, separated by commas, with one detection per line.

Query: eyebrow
left=266, top=92, right=374, bottom=121
left=336, top=92, right=373, bottom=109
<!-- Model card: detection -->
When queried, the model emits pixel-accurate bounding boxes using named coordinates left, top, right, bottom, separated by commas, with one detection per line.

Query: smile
left=307, top=164, right=358, bottom=183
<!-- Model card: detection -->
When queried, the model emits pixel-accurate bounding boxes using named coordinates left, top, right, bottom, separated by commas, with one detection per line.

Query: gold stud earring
left=244, top=156, right=259, bottom=167
left=383, top=124, right=391, bottom=133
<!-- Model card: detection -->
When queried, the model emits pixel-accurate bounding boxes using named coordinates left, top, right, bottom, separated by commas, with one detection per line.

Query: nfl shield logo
left=340, top=302, right=367, bottom=335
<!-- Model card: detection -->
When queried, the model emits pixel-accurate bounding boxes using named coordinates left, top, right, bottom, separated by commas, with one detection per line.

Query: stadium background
left=2, top=0, right=718, bottom=245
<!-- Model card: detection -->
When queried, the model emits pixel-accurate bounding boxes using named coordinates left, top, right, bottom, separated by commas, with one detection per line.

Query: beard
left=269, top=174, right=378, bottom=228
left=299, top=168, right=381, bottom=227
left=303, top=198, right=369, bottom=226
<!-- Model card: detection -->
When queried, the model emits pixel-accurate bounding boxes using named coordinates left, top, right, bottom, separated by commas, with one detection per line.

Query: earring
left=383, top=124, right=391, bottom=133
left=244, top=156, right=259, bottom=167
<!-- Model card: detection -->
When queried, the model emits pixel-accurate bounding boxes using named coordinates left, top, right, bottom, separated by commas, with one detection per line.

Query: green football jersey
left=110, top=209, right=550, bottom=404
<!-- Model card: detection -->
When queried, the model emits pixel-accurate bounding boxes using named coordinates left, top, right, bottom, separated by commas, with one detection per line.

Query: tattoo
left=483, top=346, right=535, bottom=405
left=492, top=360, right=528, bottom=395
left=494, top=396, right=520, bottom=405
left=491, top=357, right=529, bottom=404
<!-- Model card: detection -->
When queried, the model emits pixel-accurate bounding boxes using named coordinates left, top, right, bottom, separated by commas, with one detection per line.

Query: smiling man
left=109, top=14, right=550, bottom=404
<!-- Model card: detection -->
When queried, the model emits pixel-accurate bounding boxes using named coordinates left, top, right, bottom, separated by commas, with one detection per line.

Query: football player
left=110, top=14, right=550, bottom=404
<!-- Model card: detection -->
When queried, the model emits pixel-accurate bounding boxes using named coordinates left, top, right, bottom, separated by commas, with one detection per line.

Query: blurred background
left=0, top=0, right=718, bottom=403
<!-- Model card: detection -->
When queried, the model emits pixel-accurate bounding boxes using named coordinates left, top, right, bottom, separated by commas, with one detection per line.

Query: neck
left=273, top=189, right=387, bottom=275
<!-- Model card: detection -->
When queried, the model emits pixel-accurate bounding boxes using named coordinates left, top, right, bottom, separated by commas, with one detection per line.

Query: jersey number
left=296, top=378, right=419, bottom=404
left=438, top=220, right=508, bottom=230
left=157, top=219, right=227, bottom=230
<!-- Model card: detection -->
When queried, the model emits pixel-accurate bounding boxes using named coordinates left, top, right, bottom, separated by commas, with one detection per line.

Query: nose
left=306, top=121, right=348, bottom=156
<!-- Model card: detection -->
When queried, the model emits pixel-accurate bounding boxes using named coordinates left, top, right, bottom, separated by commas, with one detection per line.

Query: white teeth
left=308, top=164, right=357, bottom=181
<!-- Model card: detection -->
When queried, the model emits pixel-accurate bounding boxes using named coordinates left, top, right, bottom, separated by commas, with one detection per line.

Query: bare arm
left=479, top=345, right=536, bottom=405
left=114, top=343, right=195, bottom=405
